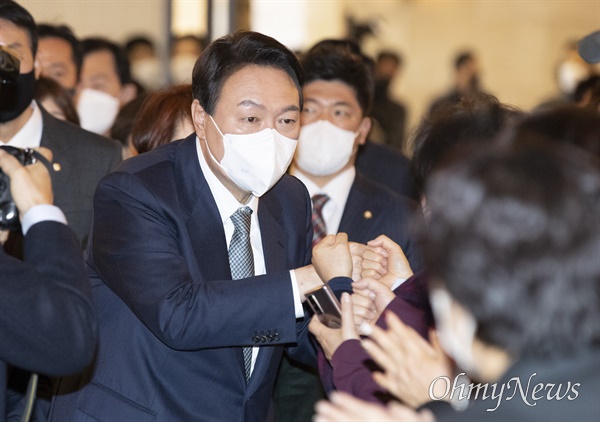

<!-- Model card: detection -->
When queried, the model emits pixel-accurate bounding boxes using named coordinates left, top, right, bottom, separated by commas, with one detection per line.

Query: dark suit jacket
left=39, top=105, right=121, bottom=246
left=339, top=173, right=423, bottom=272
left=0, top=221, right=96, bottom=422
left=50, top=135, right=340, bottom=422
left=355, top=141, right=418, bottom=201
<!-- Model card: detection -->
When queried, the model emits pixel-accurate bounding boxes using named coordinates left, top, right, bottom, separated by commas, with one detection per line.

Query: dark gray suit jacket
left=39, top=105, right=121, bottom=246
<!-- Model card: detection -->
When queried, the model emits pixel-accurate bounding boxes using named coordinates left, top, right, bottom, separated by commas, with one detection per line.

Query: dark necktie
left=228, top=206, right=254, bottom=381
left=311, top=194, right=330, bottom=248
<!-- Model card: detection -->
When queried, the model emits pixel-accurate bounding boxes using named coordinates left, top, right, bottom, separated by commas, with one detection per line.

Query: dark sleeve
left=89, top=171, right=304, bottom=351
left=0, top=221, right=97, bottom=376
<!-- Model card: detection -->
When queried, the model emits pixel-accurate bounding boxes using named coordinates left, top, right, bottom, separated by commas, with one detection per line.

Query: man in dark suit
left=49, top=31, right=346, bottom=422
left=0, top=147, right=97, bottom=421
left=277, top=40, right=424, bottom=422
left=0, top=1, right=121, bottom=248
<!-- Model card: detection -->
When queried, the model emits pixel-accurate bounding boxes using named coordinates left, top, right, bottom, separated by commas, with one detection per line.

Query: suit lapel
left=338, top=174, right=380, bottom=242
left=176, top=136, right=231, bottom=281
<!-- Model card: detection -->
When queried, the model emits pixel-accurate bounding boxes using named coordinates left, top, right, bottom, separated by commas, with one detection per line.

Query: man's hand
left=349, top=241, right=366, bottom=282
left=0, top=147, right=53, bottom=216
left=352, top=278, right=396, bottom=319
left=361, top=235, right=413, bottom=281
left=312, top=233, right=352, bottom=282
left=308, top=292, right=358, bottom=360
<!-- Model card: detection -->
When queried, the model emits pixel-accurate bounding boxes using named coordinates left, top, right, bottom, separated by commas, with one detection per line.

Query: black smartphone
left=306, top=285, right=342, bottom=328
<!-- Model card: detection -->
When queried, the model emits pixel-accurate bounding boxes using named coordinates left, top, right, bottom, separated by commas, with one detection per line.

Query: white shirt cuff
left=289, top=270, right=305, bottom=318
left=391, top=277, right=408, bottom=291
left=21, top=204, right=67, bottom=235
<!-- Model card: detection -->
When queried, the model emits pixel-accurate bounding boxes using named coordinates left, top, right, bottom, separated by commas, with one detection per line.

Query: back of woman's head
left=410, top=93, right=521, bottom=197
left=424, top=141, right=600, bottom=358
left=132, top=84, right=193, bottom=154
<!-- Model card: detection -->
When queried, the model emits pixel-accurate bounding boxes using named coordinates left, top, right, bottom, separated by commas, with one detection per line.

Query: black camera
left=0, top=146, right=36, bottom=231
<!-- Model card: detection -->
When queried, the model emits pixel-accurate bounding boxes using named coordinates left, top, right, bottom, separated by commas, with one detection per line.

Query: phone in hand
left=306, top=285, right=342, bottom=328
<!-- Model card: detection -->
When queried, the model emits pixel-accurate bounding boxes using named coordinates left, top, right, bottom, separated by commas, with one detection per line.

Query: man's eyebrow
left=279, top=105, right=300, bottom=114
left=237, top=99, right=266, bottom=109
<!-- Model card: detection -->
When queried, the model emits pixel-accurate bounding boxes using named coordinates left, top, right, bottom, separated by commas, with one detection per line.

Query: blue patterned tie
left=228, top=207, right=254, bottom=381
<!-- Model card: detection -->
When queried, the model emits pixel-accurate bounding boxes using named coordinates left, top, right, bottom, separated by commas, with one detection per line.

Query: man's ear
left=33, top=51, right=42, bottom=79
left=357, top=116, right=371, bottom=146
left=191, top=99, right=206, bottom=140
left=119, top=83, right=138, bottom=106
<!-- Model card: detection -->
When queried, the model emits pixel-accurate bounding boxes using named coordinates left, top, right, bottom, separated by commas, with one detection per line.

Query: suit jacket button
left=273, top=333, right=280, bottom=342
left=267, top=335, right=274, bottom=342
left=260, top=335, right=268, bottom=343
left=252, top=336, right=261, bottom=344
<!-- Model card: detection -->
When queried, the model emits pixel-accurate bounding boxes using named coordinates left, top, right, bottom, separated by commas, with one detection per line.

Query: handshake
left=309, top=233, right=414, bottom=359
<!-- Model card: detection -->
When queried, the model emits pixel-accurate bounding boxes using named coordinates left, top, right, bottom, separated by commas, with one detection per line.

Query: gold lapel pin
left=53, top=162, right=62, bottom=172
left=363, top=210, right=372, bottom=220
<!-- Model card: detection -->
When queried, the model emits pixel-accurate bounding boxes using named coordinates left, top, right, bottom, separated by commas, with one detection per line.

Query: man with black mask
left=0, top=0, right=121, bottom=249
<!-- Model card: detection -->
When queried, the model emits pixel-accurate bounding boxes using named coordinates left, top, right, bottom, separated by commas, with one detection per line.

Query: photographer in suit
left=0, top=147, right=97, bottom=421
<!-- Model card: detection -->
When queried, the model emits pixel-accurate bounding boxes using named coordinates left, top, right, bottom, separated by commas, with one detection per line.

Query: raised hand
left=312, top=233, right=352, bottom=282
left=361, top=311, right=453, bottom=408
left=309, top=292, right=359, bottom=361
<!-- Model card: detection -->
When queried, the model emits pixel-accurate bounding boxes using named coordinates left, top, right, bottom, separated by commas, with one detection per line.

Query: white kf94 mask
left=295, top=119, right=359, bottom=176
left=206, top=115, right=298, bottom=197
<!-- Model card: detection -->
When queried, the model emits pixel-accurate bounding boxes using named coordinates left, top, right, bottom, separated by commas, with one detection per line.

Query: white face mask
left=206, top=115, right=298, bottom=197
left=131, top=57, right=164, bottom=90
left=430, top=288, right=478, bottom=375
left=77, top=88, right=120, bottom=135
left=295, top=119, right=358, bottom=176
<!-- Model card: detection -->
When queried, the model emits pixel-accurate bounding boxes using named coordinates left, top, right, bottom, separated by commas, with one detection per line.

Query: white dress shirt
left=291, top=166, right=356, bottom=234
left=195, top=137, right=304, bottom=374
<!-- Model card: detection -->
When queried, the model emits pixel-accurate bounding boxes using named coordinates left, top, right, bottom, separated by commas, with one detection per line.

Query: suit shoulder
left=115, top=141, right=179, bottom=175
left=43, top=113, right=120, bottom=153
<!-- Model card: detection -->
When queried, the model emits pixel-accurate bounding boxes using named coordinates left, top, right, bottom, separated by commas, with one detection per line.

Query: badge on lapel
left=363, top=210, right=372, bottom=220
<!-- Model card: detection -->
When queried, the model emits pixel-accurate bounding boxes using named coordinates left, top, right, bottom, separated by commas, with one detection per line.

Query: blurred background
left=22, top=0, right=599, bottom=150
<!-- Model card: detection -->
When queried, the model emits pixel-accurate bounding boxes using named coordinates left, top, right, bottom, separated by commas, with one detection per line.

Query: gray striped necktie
left=228, top=206, right=254, bottom=381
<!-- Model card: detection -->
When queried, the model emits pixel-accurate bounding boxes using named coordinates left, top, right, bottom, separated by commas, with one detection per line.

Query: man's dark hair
left=506, top=105, right=600, bottom=159
left=125, top=36, right=155, bottom=55
left=192, top=31, right=303, bottom=115
left=377, top=50, right=402, bottom=67
left=0, top=0, right=38, bottom=57
left=37, top=24, right=82, bottom=76
left=454, top=51, right=474, bottom=70
left=81, top=37, right=132, bottom=85
left=424, top=142, right=600, bottom=358
left=301, top=39, right=375, bottom=116
left=410, top=93, right=520, bottom=196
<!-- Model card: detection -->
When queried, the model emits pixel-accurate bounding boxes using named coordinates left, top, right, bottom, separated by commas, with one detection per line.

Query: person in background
left=36, top=23, right=80, bottom=94
left=370, top=50, right=408, bottom=152
left=170, top=34, right=205, bottom=85
left=35, top=76, right=79, bottom=125
left=274, top=39, right=425, bottom=422
left=428, top=51, right=483, bottom=116
left=125, top=35, right=164, bottom=91
left=77, top=37, right=138, bottom=136
left=0, top=0, right=121, bottom=248
left=109, top=93, right=147, bottom=159
left=0, top=147, right=97, bottom=421
left=131, top=84, right=194, bottom=154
